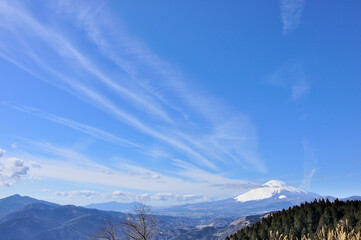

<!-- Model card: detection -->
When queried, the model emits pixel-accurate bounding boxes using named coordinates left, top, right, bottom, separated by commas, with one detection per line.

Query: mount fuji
left=234, top=180, right=314, bottom=203
left=154, top=180, right=321, bottom=218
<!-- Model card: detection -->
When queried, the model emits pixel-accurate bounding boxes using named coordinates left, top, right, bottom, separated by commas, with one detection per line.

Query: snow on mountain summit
left=263, top=180, right=286, bottom=187
left=234, top=180, right=306, bottom=202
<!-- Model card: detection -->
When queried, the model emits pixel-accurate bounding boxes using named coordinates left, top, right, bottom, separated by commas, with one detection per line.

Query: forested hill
left=226, top=199, right=361, bottom=240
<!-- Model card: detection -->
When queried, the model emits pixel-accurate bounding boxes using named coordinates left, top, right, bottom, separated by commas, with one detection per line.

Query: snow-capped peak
left=234, top=180, right=306, bottom=203
left=263, top=180, right=286, bottom=187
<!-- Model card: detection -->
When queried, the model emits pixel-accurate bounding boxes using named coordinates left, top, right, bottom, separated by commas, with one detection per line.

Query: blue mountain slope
left=0, top=197, right=223, bottom=240
left=342, top=196, right=361, bottom=201
left=0, top=202, right=125, bottom=240
left=0, top=194, right=57, bottom=219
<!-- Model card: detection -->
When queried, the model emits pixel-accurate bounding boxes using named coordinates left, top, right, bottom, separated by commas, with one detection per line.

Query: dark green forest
left=226, top=199, right=361, bottom=240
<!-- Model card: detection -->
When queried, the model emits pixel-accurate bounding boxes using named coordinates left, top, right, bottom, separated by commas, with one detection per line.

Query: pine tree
left=225, top=199, right=361, bottom=240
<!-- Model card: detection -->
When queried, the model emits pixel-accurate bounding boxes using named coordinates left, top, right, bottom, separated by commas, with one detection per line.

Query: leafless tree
left=91, top=221, right=121, bottom=240
left=91, top=201, right=158, bottom=240
left=122, top=201, right=158, bottom=240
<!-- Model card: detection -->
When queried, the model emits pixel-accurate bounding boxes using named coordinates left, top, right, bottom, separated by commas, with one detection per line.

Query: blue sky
left=0, top=0, right=360, bottom=205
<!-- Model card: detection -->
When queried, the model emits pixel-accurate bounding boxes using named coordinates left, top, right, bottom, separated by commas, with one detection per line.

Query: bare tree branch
left=91, top=201, right=158, bottom=240
left=89, top=221, right=121, bottom=240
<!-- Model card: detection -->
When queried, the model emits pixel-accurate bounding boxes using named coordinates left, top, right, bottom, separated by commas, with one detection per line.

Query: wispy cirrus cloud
left=0, top=0, right=266, bottom=184
left=301, top=140, right=319, bottom=190
left=54, top=190, right=101, bottom=199
left=138, top=192, right=207, bottom=202
left=3, top=103, right=144, bottom=150
left=9, top=139, right=256, bottom=201
left=51, top=189, right=207, bottom=203
left=280, top=0, right=305, bottom=34
left=209, top=182, right=260, bottom=190
left=267, top=62, right=310, bottom=101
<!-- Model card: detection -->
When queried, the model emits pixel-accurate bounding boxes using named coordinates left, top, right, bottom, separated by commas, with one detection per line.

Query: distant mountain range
left=85, top=180, right=360, bottom=219
left=151, top=180, right=321, bottom=218
left=0, top=180, right=359, bottom=240
left=0, top=194, right=233, bottom=240
left=85, top=201, right=143, bottom=212
left=85, top=180, right=321, bottom=218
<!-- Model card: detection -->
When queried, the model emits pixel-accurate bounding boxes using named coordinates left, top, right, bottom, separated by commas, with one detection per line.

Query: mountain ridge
left=0, top=194, right=57, bottom=219
left=0, top=187, right=360, bottom=240
left=78, top=180, right=357, bottom=218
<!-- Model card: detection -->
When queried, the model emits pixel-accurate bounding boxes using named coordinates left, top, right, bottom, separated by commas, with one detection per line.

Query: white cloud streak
left=4, top=103, right=143, bottom=149
left=138, top=192, right=207, bottom=202
left=301, top=140, right=318, bottom=190
left=11, top=140, right=256, bottom=199
left=55, top=190, right=100, bottom=199
left=0, top=0, right=266, bottom=173
left=302, top=168, right=317, bottom=190
left=4, top=103, right=170, bottom=159
left=51, top=189, right=206, bottom=203
left=280, top=0, right=305, bottom=34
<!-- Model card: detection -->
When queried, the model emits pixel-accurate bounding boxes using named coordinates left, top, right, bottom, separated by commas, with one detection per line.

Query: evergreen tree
left=226, top=199, right=361, bottom=240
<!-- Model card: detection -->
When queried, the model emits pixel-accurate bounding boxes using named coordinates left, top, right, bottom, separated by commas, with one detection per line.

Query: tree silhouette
left=91, top=201, right=158, bottom=240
